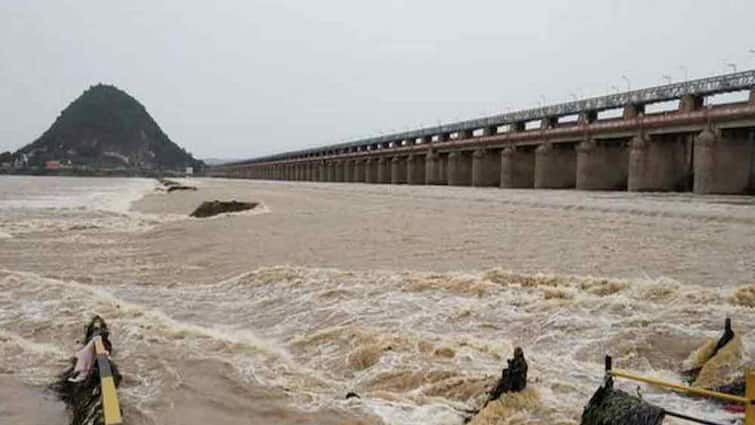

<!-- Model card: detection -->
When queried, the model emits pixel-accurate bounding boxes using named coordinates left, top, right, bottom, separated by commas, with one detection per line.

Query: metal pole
left=746, top=369, right=753, bottom=425
left=663, top=409, right=727, bottom=425
left=93, top=335, right=122, bottom=425
left=611, top=369, right=749, bottom=404
left=621, top=75, right=631, bottom=90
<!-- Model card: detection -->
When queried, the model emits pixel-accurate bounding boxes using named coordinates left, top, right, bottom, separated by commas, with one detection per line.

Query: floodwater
left=1, top=176, right=753, bottom=425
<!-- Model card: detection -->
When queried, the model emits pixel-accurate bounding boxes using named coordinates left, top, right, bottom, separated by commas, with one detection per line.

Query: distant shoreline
left=0, top=168, right=196, bottom=178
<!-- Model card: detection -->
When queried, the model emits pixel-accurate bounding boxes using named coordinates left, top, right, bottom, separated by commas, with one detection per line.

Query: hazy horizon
left=2, top=1, right=754, bottom=159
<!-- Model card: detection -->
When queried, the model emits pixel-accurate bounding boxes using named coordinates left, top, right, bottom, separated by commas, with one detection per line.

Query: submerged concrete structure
left=391, top=156, right=407, bottom=184
left=694, top=127, right=755, bottom=194
left=425, top=150, right=443, bottom=185
left=576, top=139, right=629, bottom=190
left=472, top=148, right=500, bottom=187
left=407, top=154, right=425, bottom=185
left=211, top=70, right=755, bottom=195
left=353, top=159, right=365, bottom=183
left=628, top=134, right=692, bottom=192
left=500, top=146, right=535, bottom=188
left=535, top=142, right=576, bottom=189
left=447, top=151, right=472, bottom=186
left=365, top=158, right=378, bottom=183
left=377, top=157, right=390, bottom=184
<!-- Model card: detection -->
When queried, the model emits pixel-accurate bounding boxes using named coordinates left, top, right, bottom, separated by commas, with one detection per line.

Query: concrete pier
left=297, top=164, right=305, bottom=181
left=354, top=159, right=365, bottom=183
left=391, top=156, right=407, bottom=184
left=334, top=160, right=345, bottom=182
left=447, top=151, right=473, bottom=186
left=576, top=139, right=629, bottom=190
left=365, top=158, right=378, bottom=183
left=407, top=154, right=425, bottom=185
left=535, top=142, right=577, bottom=188
left=472, top=148, right=500, bottom=187
left=694, top=127, right=754, bottom=194
left=377, top=157, right=391, bottom=184
left=438, top=153, right=448, bottom=185
left=623, top=104, right=645, bottom=120
left=344, top=160, right=353, bottom=182
left=425, top=151, right=443, bottom=185
left=500, top=146, right=535, bottom=188
left=679, top=94, right=703, bottom=113
left=326, top=161, right=335, bottom=182
left=628, top=134, right=691, bottom=192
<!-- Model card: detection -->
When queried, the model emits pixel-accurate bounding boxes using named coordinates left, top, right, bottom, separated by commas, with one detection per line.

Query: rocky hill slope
left=17, top=84, right=202, bottom=170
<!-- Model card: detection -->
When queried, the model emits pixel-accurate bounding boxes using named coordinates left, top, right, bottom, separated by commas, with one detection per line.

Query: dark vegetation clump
left=581, top=378, right=665, bottom=425
left=167, top=185, right=197, bottom=192
left=711, top=318, right=735, bottom=358
left=158, top=178, right=197, bottom=192
left=465, top=347, right=529, bottom=422
left=190, top=200, right=258, bottom=218
left=486, top=346, right=528, bottom=402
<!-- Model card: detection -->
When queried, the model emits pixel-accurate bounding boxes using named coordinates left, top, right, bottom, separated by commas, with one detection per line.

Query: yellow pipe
left=611, top=369, right=749, bottom=404
left=94, top=336, right=123, bottom=425
left=99, top=376, right=122, bottom=424
left=746, top=369, right=753, bottom=425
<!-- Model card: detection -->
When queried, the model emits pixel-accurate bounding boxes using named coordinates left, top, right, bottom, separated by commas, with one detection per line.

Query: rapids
left=1, top=176, right=753, bottom=425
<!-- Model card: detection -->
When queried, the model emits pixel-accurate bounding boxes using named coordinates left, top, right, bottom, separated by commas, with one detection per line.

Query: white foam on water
left=181, top=266, right=754, bottom=425
left=362, top=399, right=463, bottom=425
left=0, top=176, right=183, bottom=236
left=0, top=268, right=295, bottom=403
left=2, top=262, right=753, bottom=424
left=0, top=176, right=156, bottom=212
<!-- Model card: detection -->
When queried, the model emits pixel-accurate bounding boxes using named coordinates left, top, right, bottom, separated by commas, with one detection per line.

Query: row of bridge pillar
left=241, top=127, right=754, bottom=194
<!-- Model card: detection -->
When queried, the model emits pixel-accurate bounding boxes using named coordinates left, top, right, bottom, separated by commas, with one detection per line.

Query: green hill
left=17, top=84, right=202, bottom=171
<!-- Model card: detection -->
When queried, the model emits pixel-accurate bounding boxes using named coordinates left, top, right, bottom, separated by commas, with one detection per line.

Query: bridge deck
left=227, top=70, right=755, bottom=166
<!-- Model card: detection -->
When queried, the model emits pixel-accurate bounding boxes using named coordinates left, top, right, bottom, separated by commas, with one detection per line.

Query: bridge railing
left=230, top=69, right=755, bottom=166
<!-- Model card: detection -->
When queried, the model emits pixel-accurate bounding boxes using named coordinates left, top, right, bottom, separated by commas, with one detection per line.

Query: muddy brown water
left=0, top=176, right=753, bottom=425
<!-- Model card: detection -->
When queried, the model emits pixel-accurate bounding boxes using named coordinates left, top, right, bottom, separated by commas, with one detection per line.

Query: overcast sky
left=2, top=1, right=754, bottom=159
